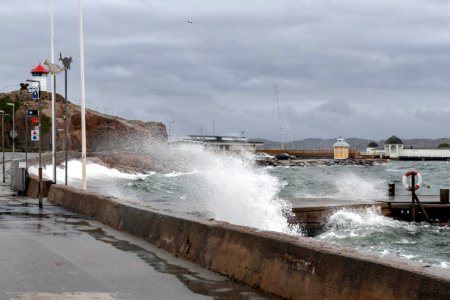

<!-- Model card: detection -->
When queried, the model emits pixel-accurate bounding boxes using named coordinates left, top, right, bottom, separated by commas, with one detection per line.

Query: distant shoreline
left=256, top=158, right=385, bottom=167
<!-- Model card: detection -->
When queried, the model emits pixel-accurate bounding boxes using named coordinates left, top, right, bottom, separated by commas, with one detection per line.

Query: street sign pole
left=6, top=103, right=15, bottom=161
left=25, top=115, right=27, bottom=170
left=38, top=92, right=42, bottom=208
left=1, top=112, right=4, bottom=183
left=26, top=79, right=42, bottom=204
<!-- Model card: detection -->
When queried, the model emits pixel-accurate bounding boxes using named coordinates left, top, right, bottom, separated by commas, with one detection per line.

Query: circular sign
left=9, top=130, right=17, bottom=139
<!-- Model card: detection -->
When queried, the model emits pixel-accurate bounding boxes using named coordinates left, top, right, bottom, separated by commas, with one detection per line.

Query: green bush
left=0, top=96, right=20, bottom=124
left=40, top=115, right=51, bottom=135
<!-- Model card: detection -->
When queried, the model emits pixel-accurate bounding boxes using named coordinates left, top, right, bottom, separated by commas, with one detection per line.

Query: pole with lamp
left=43, top=59, right=64, bottom=184
left=26, top=79, right=43, bottom=208
left=6, top=103, right=15, bottom=159
left=0, top=110, right=6, bottom=183
left=59, top=53, right=72, bottom=185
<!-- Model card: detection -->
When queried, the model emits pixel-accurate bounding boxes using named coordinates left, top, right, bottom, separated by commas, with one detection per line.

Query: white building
left=383, top=135, right=450, bottom=160
left=30, top=64, right=49, bottom=92
left=366, top=141, right=380, bottom=155
left=175, top=135, right=263, bottom=152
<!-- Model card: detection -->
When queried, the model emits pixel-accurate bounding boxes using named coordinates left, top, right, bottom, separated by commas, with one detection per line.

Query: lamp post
left=59, top=53, right=72, bottom=185
left=0, top=110, right=5, bottom=183
left=43, top=59, right=64, bottom=185
left=6, top=103, right=15, bottom=159
left=26, top=79, right=43, bottom=208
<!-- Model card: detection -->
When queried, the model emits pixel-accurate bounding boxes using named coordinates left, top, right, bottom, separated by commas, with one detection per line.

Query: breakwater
left=257, top=159, right=381, bottom=167
left=48, top=185, right=450, bottom=300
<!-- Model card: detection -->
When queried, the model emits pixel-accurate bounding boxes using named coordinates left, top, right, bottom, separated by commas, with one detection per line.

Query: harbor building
left=366, top=141, right=379, bottom=155
left=333, top=137, right=350, bottom=159
left=379, top=135, right=450, bottom=160
left=175, top=135, right=263, bottom=152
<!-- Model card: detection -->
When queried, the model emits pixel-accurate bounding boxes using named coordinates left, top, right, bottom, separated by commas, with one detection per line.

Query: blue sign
left=31, top=89, right=39, bottom=100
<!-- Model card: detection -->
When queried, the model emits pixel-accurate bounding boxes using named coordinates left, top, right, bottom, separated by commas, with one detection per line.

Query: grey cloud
left=316, top=101, right=356, bottom=116
left=4, top=1, right=450, bottom=141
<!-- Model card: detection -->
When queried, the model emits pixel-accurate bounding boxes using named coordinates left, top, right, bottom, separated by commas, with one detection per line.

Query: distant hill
left=254, top=137, right=450, bottom=151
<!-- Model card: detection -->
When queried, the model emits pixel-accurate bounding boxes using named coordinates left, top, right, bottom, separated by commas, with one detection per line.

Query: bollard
left=388, top=183, right=395, bottom=197
left=440, top=189, right=449, bottom=204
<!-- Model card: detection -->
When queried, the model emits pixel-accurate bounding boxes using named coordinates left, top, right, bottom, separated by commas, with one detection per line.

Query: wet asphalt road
left=0, top=155, right=273, bottom=300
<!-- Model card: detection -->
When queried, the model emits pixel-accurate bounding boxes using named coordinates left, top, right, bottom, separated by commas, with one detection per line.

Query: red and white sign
left=31, top=129, right=39, bottom=141
left=31, top=117, right=39, bottom=125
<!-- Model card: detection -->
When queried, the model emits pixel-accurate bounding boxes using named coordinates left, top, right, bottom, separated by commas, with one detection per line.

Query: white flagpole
left=50, top=0, right=57, bottom=183
left=79, top=0, right=87, bottom=191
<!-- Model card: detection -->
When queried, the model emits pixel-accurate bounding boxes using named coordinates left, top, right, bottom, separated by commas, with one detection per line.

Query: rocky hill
left=0, top=90, right=167, bottom=152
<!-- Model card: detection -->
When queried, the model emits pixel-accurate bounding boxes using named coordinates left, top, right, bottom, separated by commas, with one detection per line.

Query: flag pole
left=79, top=0, right=87, bottom=191
left=50, top=0, right=57, bottom=183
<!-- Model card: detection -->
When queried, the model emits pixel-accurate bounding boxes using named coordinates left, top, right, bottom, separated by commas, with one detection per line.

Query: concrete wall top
left=48, top=185, right=450, bottom=300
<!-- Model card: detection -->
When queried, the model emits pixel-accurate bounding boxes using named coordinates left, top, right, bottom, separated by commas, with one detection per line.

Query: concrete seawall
left=48, top=185, right=450, bottom=300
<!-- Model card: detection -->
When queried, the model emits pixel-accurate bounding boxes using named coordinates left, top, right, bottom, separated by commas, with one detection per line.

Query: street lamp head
left=0, top=111, right=4, bottom=114
left=26, top=79, right=41, bottom=100
left=6, top=103, right=14, bottom=107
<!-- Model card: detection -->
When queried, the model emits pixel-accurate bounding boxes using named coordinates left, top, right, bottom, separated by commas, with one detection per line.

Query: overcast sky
left=3, top=0, right=450, bottom=141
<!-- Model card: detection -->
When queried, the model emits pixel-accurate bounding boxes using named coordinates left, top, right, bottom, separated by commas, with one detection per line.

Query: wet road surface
left=0, top=180, right=274, bottom=300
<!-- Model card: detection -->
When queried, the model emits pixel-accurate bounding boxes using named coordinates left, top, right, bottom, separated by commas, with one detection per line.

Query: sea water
left=32, top=147, right=450, bottom=268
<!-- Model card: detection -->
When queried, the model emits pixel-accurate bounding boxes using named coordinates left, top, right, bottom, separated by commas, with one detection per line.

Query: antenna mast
left=275, top=86, right=284, bottom=150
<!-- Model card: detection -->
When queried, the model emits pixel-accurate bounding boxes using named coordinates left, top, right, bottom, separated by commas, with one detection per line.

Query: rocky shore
left=256, top=158, right=385, bottom=167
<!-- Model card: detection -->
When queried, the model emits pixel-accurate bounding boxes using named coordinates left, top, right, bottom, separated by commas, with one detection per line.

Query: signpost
left=26, top=79, right=43, bottom=208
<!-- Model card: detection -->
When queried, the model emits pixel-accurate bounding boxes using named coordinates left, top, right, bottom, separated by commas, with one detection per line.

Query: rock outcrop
left=0, top=90, right=167, bottom=152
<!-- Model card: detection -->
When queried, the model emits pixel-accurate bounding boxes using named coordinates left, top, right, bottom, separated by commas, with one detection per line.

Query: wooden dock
left=380, top=195, right=450, bottom=223
left=289, top=196, right=450, bottom=236
left=289, top=198, right=381, bottom=236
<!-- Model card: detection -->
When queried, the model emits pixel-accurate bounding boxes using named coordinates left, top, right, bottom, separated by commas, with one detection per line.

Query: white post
left=50, top=0, right=57, bottom=183
left=6, top=103, right=14, bottom=159
left=79, top=0, right=87, bottom=191
left=11, top=105, right=14, bottom=158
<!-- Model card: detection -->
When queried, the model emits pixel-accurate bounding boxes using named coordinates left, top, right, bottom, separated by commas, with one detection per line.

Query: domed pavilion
left=384, top=135, right=404, bottom=158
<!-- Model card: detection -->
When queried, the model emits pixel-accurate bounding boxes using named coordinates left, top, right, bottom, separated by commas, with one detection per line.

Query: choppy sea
left=32, top=146, right=450, bottom=268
